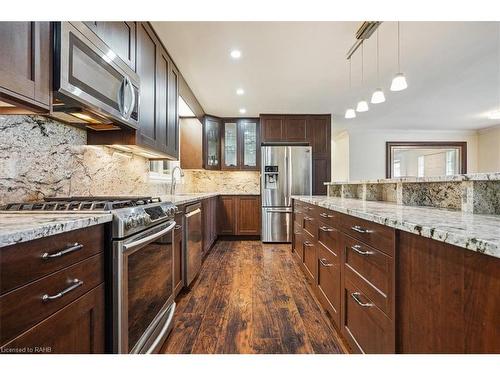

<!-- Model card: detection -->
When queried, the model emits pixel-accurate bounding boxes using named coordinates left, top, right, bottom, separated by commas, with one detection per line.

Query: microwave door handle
left=122, top=221, right=175, bottom=254
left=126, top=78, right=135, bottom=119
left=117, top=77, right=126, bottom=116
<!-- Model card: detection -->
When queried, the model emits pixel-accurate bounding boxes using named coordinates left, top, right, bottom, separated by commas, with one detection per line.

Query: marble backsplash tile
left=0, top=115, right=261, bottom=205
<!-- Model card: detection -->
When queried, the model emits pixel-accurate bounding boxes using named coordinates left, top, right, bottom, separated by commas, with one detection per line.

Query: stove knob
left=124, top=217, right=133, bottom=230
left=142, top=213, right=152, bottom=225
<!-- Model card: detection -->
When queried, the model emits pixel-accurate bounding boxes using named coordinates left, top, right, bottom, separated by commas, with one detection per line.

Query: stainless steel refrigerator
left=261, top=145, right=312, bottom=243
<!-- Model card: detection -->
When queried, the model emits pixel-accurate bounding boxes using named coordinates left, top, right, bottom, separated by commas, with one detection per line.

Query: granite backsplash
left=0, top=115, right=260, bottom=205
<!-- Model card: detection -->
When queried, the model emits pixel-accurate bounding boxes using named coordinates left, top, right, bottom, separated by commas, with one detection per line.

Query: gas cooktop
left=2, top=196, right=161, bottom=212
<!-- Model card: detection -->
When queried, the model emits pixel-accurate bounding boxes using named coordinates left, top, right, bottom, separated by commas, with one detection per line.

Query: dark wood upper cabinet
left=0, top=22, right=51, bottom=111
left=203, top=116, right=222, bottom=170
left=136, top=22, right=160, bottom=150
left=206, top=117, right=259, bottom=171
left=167, top=64, right=180, bottom=159
left=284, top=116, right=307, bottom=142
left=85, top=22, right=136, bottom=70
left=306, top=116, right=330, bottom=155
left=260, top=115, right=284, bottom=142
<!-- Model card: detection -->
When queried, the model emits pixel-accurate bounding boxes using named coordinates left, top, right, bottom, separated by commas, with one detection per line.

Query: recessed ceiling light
left=236, top=88, right=245, bottom=95
left=488, top=109, right=500, bottom=119
left=230, top=49, right=242, bottom=59
left=239, top=108, right=246, bottom=114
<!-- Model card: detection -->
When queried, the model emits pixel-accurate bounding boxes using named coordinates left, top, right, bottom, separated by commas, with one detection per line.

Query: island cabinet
left=217, top=195, right=261, bottom=236
left=0, top=225, right=106, bottom=353
left=260, top=114, right=331, bottom=195
left=173, top=209, right=184, bottom=297
left=0, top=22, right=51, bottom=112
left=292, top=199, right=500, bottom=354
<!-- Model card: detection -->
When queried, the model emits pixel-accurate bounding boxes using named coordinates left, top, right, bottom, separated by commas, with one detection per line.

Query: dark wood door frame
left=385, top=141, right=467, bottom=178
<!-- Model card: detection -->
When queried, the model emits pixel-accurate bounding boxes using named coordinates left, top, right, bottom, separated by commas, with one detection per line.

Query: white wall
left=341, top=129, right=479, bottom=181
left=477, top=125, right=500, bottom=173
left=332, top=131, right=349, bottom=181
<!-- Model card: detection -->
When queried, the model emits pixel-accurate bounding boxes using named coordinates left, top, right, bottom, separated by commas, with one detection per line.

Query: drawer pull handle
left=351, top=225, right=372, bottom=234
left=304, top=241, right=314, bottom=247
left=294, top=231, right=301, bottom=235
left=41, top=243, right=83, bottom=260
left=174, top=225, right=182, bottom=230
left=304, top=216, right=314, bottom=221
left=319, top=258, right=333, bottom=267
left=320, top=212, right=334, bottom=218
left=350, top=244, right=374, bottom=256
left=351, top=292, right=373, bottom=307
left=42, top=279, right=84, bottom=302
left=319, top=226, right=334, bottom=232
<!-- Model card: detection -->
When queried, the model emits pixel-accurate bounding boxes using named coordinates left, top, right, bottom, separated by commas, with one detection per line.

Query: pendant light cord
left=397, top=21, right=401, bottom=72
left=377, top=29, right=380, bottom=85
left=361, top=41, right=364, bottom=86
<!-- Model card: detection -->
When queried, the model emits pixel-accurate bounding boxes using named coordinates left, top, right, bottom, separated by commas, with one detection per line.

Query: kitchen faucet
left=170, top=166, right=184, bottom=195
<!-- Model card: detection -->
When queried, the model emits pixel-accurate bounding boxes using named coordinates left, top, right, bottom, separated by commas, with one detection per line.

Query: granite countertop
left=324, top=172, right=500, bottom=185
left=0, top=213, right=113, bottom=248
left=292, top=195, right=500, bottom=259
left=160, top=192, right=260, bottom=206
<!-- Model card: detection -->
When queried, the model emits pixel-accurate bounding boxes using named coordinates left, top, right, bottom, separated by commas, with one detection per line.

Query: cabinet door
left=317, top=244, right=341, bottom=328
left=239, top=119, right=260, bottom=170
left=302, top=235, right=317, bottom=282
left=0, top=22, right=50, bottom=110
left=2, top=285, right=105, bottom=354
left=236, top=196, right=261, bottom=235
left=167, top=64, right=179, bottom=159
left=284, top=116, right=307, bottom=141
left=260, top=116, right=284, bottom=142
left=210, top=197, right=218, bottom=245
left=222, top=121, right=238, bottom=169
left=203, top=116, right=221, bottom=170
left=307, top=116, right=331, bottom=195
left=218, top=196, right=236, bottom=235
left=136, top=22, right=160, bottom=150
left=93, top=22, right=136, bottom=70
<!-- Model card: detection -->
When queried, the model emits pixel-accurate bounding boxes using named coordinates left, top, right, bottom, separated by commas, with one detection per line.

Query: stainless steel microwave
left=52, top=22, right=140, bottom=129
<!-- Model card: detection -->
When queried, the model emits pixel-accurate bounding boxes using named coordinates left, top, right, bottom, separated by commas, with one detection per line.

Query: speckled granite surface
left=325, top=172, right=500, bottom=185
left=292, top=195, right=500, bottom=259
left=0, top=213, right=112, bottom=248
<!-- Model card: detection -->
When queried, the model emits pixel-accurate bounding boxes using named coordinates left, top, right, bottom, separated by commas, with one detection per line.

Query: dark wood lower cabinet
left=2, top=285, right=105, bottom=354
left=292, top=199, right=500, bottom=354
left=202, top=196, right=218, bottom=254
left=173, top=212, right=184, bottom=297
left=397, top=231, right=500, bottom=353
left=218, top=195, right=261, bottom=237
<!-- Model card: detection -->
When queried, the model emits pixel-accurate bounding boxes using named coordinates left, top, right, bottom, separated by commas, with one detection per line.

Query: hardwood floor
left=161, top=240, right=347, bottom=354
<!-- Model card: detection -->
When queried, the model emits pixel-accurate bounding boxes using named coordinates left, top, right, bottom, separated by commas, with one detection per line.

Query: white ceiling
left=152, top=21, right=500, bottom=133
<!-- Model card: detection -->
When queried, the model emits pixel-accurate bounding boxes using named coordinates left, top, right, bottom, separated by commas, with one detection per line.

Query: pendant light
left=345, top=57, right=356, bottom=119
left=489, top=22, right=500, bottom=120
left=390, top=22, right=408, bottom=92
left=371, top=29, right=386, bottom=104
left=356, top=42, right=369, bottom=112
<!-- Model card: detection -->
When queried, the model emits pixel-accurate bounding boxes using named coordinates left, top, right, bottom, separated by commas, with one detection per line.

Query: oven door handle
left=122, top=222, right=176, bottom=254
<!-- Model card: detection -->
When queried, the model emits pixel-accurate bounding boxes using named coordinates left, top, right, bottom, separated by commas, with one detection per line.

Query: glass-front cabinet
left=203, top=116, right=221, bottom=170
left=204, top=116, right=259, bottom=171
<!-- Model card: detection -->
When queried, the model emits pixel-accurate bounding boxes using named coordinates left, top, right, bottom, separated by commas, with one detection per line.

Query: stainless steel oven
left=113, top=220, right=176, bottom=354
left=52, top=22, right=140, bottom=128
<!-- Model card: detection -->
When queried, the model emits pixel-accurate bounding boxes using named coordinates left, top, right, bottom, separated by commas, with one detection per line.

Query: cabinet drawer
left=0, top=225, right=105, bottom=294
left=302, top=232, right=317, bottom=282
left=315, top=207, right=340, bottom=229
left=293, top=203, right=305, bottom=228
left=339, top=213, right=395, bottom=256
left=344, top=235, right=393, bottom=317
left=1, top=284, right=105, bottom=354
left=303, top=212, right=317, bottom=238
left=317, top=244, right=341, bottom=327
left=317, top=224, right=341, bottom=256
left=292, top=229, right=303, bottom=263
left=0, top=254, right=104, bottom=346
left=342, top=277, right=394, bottom=354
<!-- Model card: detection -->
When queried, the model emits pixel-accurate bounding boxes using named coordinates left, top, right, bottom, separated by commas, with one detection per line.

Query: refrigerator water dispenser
left=264, top=166, right=279, bottom=189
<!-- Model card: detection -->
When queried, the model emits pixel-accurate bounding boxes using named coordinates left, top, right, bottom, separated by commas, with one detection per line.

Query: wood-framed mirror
left=386, top=141, right=467, bottom=178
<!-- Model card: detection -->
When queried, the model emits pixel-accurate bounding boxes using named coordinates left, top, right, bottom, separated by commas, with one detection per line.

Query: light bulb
left=356, top=100, right=369, bottom=112
left=236, top=88, right=245, bottom=95
left=239, top=108, right=247, bottom=114
left=371, top=88, right=386, bottom=104
left=230, top=50, right=242, bottom=59
left=489, top=109, right=500, bottom=119
left=390, top=73, right=408, bottom=91
left=345, top=108, right=356, bottom=119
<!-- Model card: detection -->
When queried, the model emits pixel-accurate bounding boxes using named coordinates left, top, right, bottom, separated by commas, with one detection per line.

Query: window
left=149, top=160, right=180, bottom=180
left=445, top=150, right=455, bottom=176
left=393, top=160, right=401, bottom=178
left=418, top=156, right=425, bottom=177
